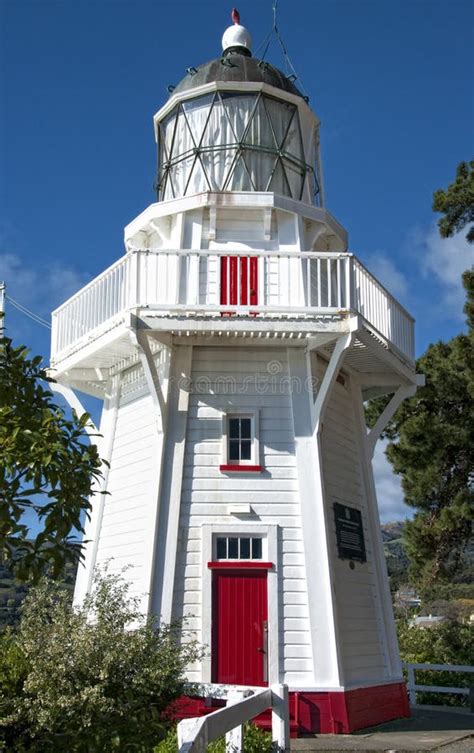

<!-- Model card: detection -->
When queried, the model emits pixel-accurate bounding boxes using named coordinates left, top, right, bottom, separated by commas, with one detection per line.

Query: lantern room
left=154, top=19, right=322, bottom=204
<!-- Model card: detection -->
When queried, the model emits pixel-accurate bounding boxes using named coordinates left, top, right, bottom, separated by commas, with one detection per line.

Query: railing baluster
left=327, top=258, right=332, bottom=307
left=317, top=258, right=321, bottom=307
left=306, top=257, right=311, bottom=307
left=336, top=257, right=341, bottom=308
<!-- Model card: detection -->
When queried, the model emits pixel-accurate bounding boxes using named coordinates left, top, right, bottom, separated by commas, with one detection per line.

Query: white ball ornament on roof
left=222, top=8, right=252, bottom=54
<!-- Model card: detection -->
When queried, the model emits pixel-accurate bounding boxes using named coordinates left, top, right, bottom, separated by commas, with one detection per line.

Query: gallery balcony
left=50, top=248, right=415, bottom=388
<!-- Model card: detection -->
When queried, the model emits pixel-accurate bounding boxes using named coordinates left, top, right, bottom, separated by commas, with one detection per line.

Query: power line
left=5, top=294, right=52, bottom=329
left=254, top=1, right=309, bottom=98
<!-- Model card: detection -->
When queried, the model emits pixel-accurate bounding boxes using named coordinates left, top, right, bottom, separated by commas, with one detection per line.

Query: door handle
left=261, top=620, right=268, bottom=683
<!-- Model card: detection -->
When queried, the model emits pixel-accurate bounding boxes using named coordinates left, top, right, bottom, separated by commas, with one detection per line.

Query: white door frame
left=201, top=523, right=280, bottom=685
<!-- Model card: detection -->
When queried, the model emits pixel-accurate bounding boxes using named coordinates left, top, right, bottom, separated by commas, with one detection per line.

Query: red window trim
left=208, top=561, right=273, bottom=570
left=219, top=464, right=262, bottom=472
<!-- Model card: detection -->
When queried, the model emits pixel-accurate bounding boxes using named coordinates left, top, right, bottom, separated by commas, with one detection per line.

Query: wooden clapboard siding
left=93, top=364, right=159, bottom=612
left=320, top=369, right=387, bottom=685
left=172, top=346, right=313, bottom=685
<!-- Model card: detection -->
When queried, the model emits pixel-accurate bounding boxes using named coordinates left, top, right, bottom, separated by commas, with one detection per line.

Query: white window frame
left=221, top=409, right=260, bottom=467
left=201, top=523, right=280, bottom=685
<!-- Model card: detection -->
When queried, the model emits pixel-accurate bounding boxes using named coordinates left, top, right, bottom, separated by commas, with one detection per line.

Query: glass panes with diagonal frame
left=157, top=92, right=318, bottom=202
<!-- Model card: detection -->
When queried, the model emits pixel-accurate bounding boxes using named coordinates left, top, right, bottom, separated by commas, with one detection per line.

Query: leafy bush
left=0, top=569, right=202, bottom=752
left=154, top=722, right=273, bottom=753
left=397, top=618, right=474, bottom=707
left=0, top=335, right=104, bottom=581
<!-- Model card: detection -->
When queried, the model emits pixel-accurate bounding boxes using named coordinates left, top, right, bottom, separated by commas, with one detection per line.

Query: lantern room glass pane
left=264, top=97, right=295, bottom=149
left=220, top=92, right=255, bottom=141
left=182, top=94, right=215, bottom=145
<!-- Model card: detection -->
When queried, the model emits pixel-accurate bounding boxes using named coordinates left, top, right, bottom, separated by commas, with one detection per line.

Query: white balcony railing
left=51, top=249, right=415, bottom=363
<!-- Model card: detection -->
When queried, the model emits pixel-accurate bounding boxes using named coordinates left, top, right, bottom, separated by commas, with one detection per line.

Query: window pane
left=228, top=538, right=238, bottom=558
left=240, top=538, right=250, bottom=559
left=240, top=440, right=251, bottom=460
left=229, top=419, right=240, bottom=439
left=240, top=418, right=251, bottom=438
left=252, top=538, right=262, bottom=559
left=216, top=537, right=227, bottom=559
left=229, top=440, right=240, bottom=460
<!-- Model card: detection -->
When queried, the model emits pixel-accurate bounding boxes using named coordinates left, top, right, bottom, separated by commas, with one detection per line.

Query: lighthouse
left=50, top=11, right=419, bottom=734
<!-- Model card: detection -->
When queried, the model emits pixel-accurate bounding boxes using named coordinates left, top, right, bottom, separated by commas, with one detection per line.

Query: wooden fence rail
left=402, top=662, right=474, bottom=710
left=177, top=683, right=289, bottom=753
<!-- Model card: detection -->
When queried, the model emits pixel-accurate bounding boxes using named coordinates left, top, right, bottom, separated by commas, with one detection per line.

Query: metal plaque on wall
left=333, top=503, right=367, bottom=563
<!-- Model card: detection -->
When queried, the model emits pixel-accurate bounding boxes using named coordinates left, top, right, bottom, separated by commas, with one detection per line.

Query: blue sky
left=1, top=0, right=473, bottom=522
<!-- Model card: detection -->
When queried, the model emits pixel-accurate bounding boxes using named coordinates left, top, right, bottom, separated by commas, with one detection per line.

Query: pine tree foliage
left=0, top=333, right=104, bottom=580
left=366, top=276, right=473, bottom=590
left=432, top=159, right=474, bottom=242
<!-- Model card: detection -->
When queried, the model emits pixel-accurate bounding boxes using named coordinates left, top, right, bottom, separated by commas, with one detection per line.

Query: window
left=220, top=412, right=261, bottom=471
left=228, top=416, right=252, bottom=462
left=215, top=536, right=263, bottom=560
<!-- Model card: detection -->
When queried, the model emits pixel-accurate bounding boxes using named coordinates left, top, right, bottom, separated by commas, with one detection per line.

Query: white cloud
left=0, top=251, right=87, bottom=343
left=364, top=253, right=408, bottom=300
left=372, top=439, right=412, bottom=523
left=414, top=224, right=473, bottom=319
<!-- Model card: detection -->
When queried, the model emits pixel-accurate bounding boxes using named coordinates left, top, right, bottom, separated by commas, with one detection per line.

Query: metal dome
left=172, top=52, right=303, bottom=98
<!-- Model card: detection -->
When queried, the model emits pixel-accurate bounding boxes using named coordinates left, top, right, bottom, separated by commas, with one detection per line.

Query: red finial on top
left=231, top=8, right=240, bottom=25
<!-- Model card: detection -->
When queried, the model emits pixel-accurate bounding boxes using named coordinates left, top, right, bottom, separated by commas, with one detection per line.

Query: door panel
left=212, top=569, right=268, bottom=686
left=220, top=256, right=258, bottom=307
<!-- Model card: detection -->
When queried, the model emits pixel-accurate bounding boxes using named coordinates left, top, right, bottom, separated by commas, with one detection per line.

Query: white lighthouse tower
left=50, top=11, right=420, bottom=734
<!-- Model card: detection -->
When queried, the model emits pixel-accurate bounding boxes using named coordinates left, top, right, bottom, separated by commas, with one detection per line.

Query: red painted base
left=169, top=682, right=410, bottom=736
left=292, top=682, right=410, bottom=734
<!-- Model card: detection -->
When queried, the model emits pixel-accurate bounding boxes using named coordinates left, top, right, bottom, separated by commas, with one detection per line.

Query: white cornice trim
left=153, top=81, right=319, bottom=139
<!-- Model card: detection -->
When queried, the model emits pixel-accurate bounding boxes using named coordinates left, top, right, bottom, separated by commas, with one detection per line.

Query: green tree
left=397, top=618, right=474, bottom=706
left=433, top=159, right=474, bottom=243
left=366, top=278, right=473, bottom=590
left=0, top=569, right=202, bottom=752
left=368, top=165, right=474, bottom=592
left=0, top=333, right=103, bottom=580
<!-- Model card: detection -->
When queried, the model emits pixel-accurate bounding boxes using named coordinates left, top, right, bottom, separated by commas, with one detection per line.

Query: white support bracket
left=48, top=381, right=98, bottom=437
left=312, top=329, right=355, bottom=435
left=366, top=378, right=422, bottom=459
left=128, top=321, right=168, bottom=432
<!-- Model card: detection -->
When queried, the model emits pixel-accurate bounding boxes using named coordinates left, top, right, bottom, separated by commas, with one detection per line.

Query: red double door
left=220, top=256, right=258, bottom=307
left=212, top=569, right=268, bottom=686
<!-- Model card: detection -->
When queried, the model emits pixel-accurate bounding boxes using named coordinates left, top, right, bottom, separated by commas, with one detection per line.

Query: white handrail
left=177, top=683, right=289, bottom=753
left=50, top=248, right=415, bottom=364
left=402, top=662, right=474, bottom=709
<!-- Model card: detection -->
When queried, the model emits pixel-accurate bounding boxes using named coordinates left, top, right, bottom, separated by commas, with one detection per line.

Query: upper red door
left=212, top=569, right=268, bottom=686
left=220, top=256, right=258, bottom=307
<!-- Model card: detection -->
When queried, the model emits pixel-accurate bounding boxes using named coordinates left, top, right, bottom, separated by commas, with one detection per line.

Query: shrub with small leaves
left=0, top=568, right=203, bottom=752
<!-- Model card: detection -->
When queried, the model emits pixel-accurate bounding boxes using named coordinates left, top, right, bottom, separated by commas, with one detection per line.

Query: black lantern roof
left=172, top=51, right=303, bottom=98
